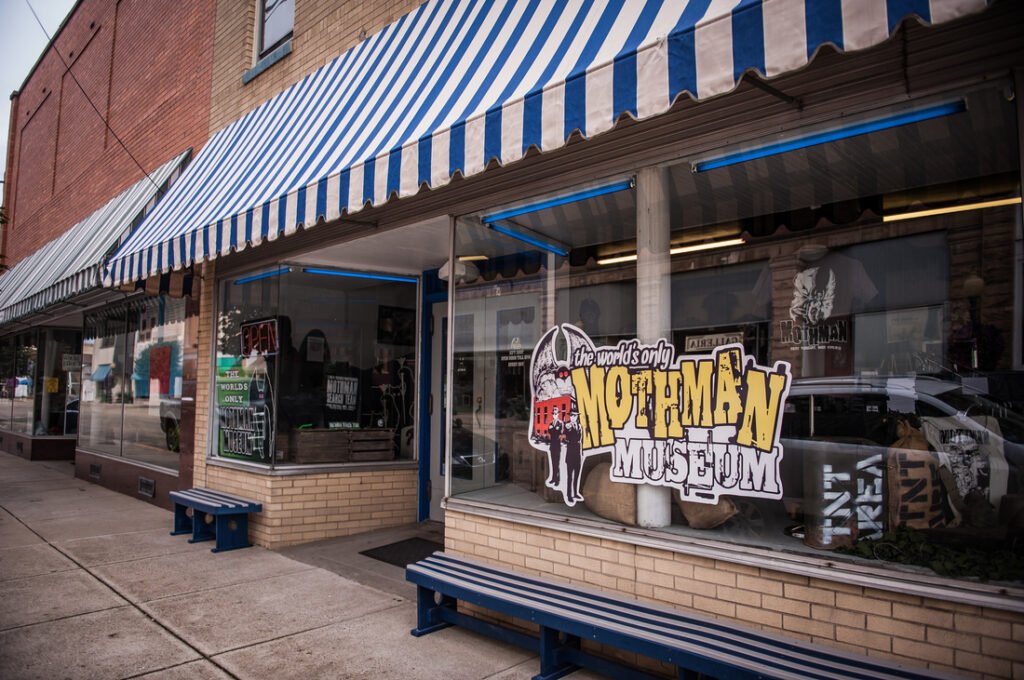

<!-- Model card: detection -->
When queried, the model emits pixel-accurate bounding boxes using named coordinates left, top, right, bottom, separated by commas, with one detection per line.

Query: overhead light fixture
left=692, top=100, right=966, bottom=173
left=671, top=237, right=746, bottom=255
left=488, top=220, right=569, bottom=257
left=882, top=196, right=1021, bottom=222
left=457, top=255, right=488, bottom=262
left=234, top=267, right=290, bottom=285
left=482, top=179, right=633, bottom=224
left=438, top=259, right=479, bottom=282
left=596, top=237, right=745, bottom=265
left=302, top=267, right=417, bottom=284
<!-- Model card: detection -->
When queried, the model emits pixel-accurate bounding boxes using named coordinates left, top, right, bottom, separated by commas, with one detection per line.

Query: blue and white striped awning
left=0, top=151, right=190, bottom=325
left=103, top=0, right=989, bottom=287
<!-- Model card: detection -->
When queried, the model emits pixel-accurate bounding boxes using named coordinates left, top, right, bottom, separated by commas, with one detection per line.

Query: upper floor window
left=259, top=0, right=294, bottom=57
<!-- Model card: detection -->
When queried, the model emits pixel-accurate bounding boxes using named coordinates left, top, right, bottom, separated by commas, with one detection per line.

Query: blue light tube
left=693, top=101, right=967, bottom=173
left=489, top=221, right=569, bottom=257
left=482, top=179, right=633, bottom=224
left=302, top=267, right=417, bottom=284
left=234, top=267, right=290, bottom=285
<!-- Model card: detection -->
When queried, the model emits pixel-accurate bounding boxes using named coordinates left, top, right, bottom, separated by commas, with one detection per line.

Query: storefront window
left=81, top=312, right=128, bottom=457
left=11, top=332, right=37, bottom=435
left=34, top=329, right=82, bottom=435
left=450, top=84, right=1024, bottom=587
left=0, top=336, right=15, bottom=429
left=215, top=265, right=418, bottom=466
left=0, top=329, right=80, bottom=436
left=451, top=180, right=637, bottom=499
left=79, top=297, right=186, bottom=470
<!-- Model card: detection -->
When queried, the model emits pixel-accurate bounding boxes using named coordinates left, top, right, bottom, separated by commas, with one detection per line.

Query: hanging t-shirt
left=920, top=414, right=1008, bottom=508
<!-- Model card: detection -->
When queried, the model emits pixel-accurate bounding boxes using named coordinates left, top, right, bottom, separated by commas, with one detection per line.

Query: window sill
left=445, top=496, right=1024, bottom=614
left=75, top=447, right=181, bottom=475
left=243, top=39, right=292, bottom=85
left=207, top=455, right=417, bottom=476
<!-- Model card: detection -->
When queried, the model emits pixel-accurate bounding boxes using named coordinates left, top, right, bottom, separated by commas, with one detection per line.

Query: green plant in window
left=838, top=525, right=1024, bottom=582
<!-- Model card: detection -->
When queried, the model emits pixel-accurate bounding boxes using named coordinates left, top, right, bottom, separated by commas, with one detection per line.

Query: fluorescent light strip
left=234, top=267, right=290, bottom=285
left=672, top=237, right=746, bottom=255
left=457, top=255, right=489, bottom=262
left=882, top=197, right=1022, bottom=222
left=302, top=267, right=417, bottom=284
left=596, top=237, right=746, bottom=265
left=482, top=179, right=633, bottom=224
left=489, top=221, right=569, bottom=256
left=693, top=101, right=966, bottom=173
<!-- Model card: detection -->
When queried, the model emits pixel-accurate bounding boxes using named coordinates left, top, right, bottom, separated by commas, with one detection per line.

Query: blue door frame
left=418, top=270, right=446, bottom=521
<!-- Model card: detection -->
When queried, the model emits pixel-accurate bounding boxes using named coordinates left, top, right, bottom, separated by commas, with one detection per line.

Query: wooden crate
left=288, top=428, right=394, bottom=464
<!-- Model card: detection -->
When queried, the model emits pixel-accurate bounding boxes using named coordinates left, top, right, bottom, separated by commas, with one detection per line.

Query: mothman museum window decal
left=528, top=324, right=793, bottom=507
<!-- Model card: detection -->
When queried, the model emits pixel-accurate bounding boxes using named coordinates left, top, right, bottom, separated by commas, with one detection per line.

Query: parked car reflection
left=451, top=418, right=509, bottom=483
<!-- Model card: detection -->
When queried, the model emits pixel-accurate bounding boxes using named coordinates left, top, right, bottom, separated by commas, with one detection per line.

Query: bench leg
left=188, top=511, right=216, bottom=544
left=534, top=626, right=579, bottom=680
left=410, top=586, right=453, bottom=637
left=211, top=513, right=252, bottom=553
left=170, top=503, right=192, bottom=536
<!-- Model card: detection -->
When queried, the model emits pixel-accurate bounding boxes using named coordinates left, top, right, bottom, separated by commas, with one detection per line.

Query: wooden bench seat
left=407, top=552, right=959, bottom=680
left=169, top=487, right=262, bottom=553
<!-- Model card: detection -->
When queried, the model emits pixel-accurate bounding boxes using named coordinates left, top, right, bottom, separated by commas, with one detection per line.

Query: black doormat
left=360, top=537, right=443, bottom=568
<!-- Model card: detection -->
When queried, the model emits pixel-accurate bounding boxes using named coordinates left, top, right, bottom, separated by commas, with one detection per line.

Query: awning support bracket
left=747, top=77, right=803, bottom=111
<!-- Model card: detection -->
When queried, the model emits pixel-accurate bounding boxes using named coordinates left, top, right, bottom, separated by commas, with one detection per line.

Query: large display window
left=449, top=84, right=1024, bottom=588
left=80, top=297, right=186, bottom=470
left=0, top=329, right=81, bottom=436
left=451, top=180, right=638, bottom=497
left=214, top=265, right=418, bottom=466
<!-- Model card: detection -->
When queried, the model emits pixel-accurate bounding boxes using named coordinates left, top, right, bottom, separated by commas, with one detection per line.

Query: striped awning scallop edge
left=103, top=0, right=990, bottom=287
left=0, top=150, right=190, bottom=325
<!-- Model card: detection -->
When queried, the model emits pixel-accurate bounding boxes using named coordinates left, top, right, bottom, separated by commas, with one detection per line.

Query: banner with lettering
left=216, top=356, right=274, bottom=462
left=528, top=324, right=792, bottom=507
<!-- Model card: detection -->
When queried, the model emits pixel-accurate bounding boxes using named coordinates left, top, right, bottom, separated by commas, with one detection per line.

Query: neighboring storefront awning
left=0, top=151, right=190, bottom=325
left=90, top=365, right=112, bottom=382
left=102, top=0, right=989, bottom=287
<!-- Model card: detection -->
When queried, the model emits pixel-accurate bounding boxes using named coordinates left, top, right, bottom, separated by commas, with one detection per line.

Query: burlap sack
left=676, top=497, right=737, bottom=529
left=581, top=462, right=636, bottom=526
left=891, top=419, right=930, bottom=452
left=886, top=440, right=956, bottom=531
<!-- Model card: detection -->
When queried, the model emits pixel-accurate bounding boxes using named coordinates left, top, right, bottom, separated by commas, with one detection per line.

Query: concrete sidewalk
left=0, top=451, right=602, bottom=679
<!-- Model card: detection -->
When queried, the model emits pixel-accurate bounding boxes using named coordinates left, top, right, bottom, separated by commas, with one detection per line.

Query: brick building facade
left=3, top=0, right=215, bottom=267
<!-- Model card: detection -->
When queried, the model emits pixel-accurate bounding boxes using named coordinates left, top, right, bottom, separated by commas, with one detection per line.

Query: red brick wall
left=2, top=0, right=216, bottom=269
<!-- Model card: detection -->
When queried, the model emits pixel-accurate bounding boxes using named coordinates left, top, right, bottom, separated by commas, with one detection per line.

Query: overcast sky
left=0, top=0, right=77, bottom=183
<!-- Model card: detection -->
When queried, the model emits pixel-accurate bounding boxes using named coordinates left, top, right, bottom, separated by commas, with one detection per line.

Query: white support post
left=635, top=166, right=672, bottom=528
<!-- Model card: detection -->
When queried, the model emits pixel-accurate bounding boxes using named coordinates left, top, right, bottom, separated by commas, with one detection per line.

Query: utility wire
left=24, top=0, right=158, bottom=190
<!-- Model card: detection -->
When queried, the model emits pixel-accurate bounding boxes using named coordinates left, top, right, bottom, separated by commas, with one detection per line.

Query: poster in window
left=217, top=352, right=275, bottom=462
left=325, top=374, right=359, bottom=429
left=306, top=335, right=325, bottom=362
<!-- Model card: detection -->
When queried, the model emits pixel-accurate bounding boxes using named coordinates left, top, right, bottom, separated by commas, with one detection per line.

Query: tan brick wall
left=206, top=464, right=417, bottom=549
left=190, top=260, right=417, bottom=550
left=446, top=510, right=1024, bottom=679
left=209, top=0, right=424, bottom=135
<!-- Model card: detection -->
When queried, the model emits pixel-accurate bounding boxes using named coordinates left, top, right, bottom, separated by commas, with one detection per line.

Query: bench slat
left=173, top=488, right=259, bottom=507
left=170, top=487, right=261, bottom=514
left=420, top=551, right=951, bottom=680
left=410, top=561, right=855, bottom=680
left=424, top=554, right=812, bottom=656
left=408, top=553, right=961, bottom=680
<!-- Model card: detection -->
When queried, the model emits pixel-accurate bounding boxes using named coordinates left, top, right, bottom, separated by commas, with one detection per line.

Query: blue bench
left=407, top=552, right=958, bottom=680
left=169, top=487, right=262, bottom=553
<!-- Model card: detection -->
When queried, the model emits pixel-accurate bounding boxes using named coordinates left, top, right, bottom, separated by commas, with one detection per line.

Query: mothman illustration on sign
left=529, top=324, right=595, bottom=507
